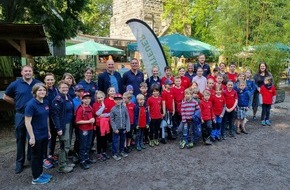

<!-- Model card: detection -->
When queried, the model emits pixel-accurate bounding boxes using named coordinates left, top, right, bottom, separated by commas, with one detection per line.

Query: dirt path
left=1, top=90, right=290, bottom=190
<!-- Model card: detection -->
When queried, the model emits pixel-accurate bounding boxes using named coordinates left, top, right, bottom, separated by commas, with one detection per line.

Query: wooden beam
left=6, top=39, right=21, bottom=52
left=20, top=40, right=27, bottom=66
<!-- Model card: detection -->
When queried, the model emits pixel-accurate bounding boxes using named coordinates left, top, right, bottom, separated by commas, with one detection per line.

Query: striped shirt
left=181, top=98, right=200, bottom=122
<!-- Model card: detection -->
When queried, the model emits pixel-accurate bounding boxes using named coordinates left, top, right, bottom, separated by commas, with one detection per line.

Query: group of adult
left=3, top=54, right=273, bottom=178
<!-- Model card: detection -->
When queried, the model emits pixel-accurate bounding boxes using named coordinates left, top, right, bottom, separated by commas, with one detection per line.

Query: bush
left=33, top=56, right=96, bottom=83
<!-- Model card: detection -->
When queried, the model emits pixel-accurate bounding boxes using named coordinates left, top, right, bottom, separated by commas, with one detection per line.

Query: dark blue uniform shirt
left=5, top=78, right=40, bottom=113
left=25, top=98, right=49, bottom=140
left=123, top=70, right=144, bottom=96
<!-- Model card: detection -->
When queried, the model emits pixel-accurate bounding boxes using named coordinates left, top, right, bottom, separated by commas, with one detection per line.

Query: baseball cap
left=114, top=93, right=123, bottom=99
left=81, top=92, right=91, bottom=99
left=75, top=84, right=84, bottom=91
left=126, top=85, right=134, bottom=91
left=164, top=79, right=173, bottom=85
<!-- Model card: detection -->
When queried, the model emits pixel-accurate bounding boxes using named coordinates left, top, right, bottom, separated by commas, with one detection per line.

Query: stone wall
left=110, top=0, right=164, bottom=40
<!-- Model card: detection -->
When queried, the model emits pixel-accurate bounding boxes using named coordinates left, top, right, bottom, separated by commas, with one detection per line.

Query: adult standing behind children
left=123, top=58, right=144, bottom=96
left=252, top=62, right=273, bottom=120
left=145, top=66, right=161, bottom=95
left=51, top=80, right=75, bottom=173
left=62, top=73, right=77, bottom=99
left=98, top=60, right=123, bottom=96
left=185, top=63, right=195, bottom=81
left=25, top=83, right=52, bottom=184
left=78, top=68, right=98, bottom=104
left=3, top=65, right=40, bottom=174
left=193, top=54, right=211, bottom=77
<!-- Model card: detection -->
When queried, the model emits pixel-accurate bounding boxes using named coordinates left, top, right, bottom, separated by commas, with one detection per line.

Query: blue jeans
left=136, top=128, right=145, bottom=148
left=112, top=129, right=126, bottom=156
left=78, top=130, right=93, bottom=162
left=15, top=112, right=31, bottom=168
left=261, top=104, right=271, bottom=121
left=182, top=120, right=193, bottom=144
left=212, top=116, right=222, bottom=138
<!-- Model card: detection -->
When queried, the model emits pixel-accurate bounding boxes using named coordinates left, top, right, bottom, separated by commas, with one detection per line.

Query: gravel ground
left=0, top=89, right=290, bottom=190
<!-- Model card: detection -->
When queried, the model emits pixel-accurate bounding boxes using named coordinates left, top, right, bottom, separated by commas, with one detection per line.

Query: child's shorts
left=237, top=107, right=247, bottom=119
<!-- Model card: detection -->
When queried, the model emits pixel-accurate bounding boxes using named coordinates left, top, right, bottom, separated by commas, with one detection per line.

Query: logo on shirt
left=45, top=106, right=49, bottom=110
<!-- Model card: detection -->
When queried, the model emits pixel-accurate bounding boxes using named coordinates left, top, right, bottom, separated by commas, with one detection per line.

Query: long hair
left=257, top=62, right=270, bottom=76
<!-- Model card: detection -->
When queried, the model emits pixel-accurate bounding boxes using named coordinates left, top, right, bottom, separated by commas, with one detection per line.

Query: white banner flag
left=126, top=19, right=168, bottom=76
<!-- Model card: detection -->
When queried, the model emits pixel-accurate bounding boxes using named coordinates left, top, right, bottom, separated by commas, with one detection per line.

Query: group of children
left=72, top=65, right=277, bottom=168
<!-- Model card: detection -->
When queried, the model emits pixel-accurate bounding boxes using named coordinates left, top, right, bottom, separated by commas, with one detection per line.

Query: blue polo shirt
left=78, top=80, right=97, bottom=104
left=5, top=78, right=40, bottom=113
left=45, top=86, right=59, bottom=106
left=123, top=70, right=144, bottom=96
left=193, top=63, right=211, bottom=77
left=25, top=98, right=49, bottom=140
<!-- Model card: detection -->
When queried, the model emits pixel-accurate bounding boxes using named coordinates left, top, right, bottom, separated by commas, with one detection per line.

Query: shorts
left=237, top=107, right=247, bottom=119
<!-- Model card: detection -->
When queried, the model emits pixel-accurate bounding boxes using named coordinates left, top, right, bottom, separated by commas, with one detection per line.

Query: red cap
left=114, top=93, right=123, bottom=99
left=81, top=92, right=91, bottom=99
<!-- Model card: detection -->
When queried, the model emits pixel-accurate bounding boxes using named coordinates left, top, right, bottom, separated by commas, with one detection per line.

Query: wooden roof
left=0, top=23, right=50, bottom=56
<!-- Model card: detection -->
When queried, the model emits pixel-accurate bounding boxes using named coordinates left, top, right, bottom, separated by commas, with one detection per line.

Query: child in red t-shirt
left=259, top=77, right=276, bottom=126
left=75, top=92, right=95, bottom=170
left=204, top=78, right=216, bottom=101
left=147, top=84, right=163, bottom=147
left=207, top=67, right=218, bottom=83
left=104, top=87, right=116, bottom=112
left=139, top=82, right=150, bottom=144
left=134, top=94, right=150, bottom=151
left=200, top=90, right=216, bottom=145
left=123, top=92, right=136, bottom=153
left=171, top=76, right=185, bottom=138
left=92, top=91, right=110, bottom=161
left=215, top=74, right=227, bottom=91
left=222, top=80, right=238, bottom=139
left=162, top=79, right=175, bottom=142
left=211, top=86, right=226, bottom=141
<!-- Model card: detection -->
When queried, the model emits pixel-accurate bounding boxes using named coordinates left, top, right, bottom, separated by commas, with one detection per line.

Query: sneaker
left=252, top=116, right=257, bottom=120
left=67, top=163, right=75, bottom=168
left=43, top=159, right=53, bottom=169
left=120, top=152, right=128, bottom=158
left=124, top=147, right=130, bottom=153
left=41, top=173, right=52, bottom=180
left=265, top=120, right=271, bottom=126
left=91, top=147, right=96, bottom=151
left=140, top=144, right=146, bottom=149
left=188, top=142, right=194, bottom=148
left=149, top=140, right=155, bottom=147
left=136, top=146, right=142, bottom=151
left=97, top=154, right=106, bottom=161
left=32, top=175, right=50, bottom=185
left=154, top=139, right=159, bottom=146
left=68, top=150, right=74, bottom=159
left=221, top=136, right=226, bottom=140
left=102, top=153, right=110, bottom=160
left=241, top=130, right=248, bottom=134
left=160, top=138, right=167, bottom=144
left=86, top=159, right=97, bottom=164
left=179, top=140, right=186, bottom=149
left=261, top=120, right=266, bottom=126
left=112, top=155, right=121, bottom=161
left=80, top=162, right=90, bottom=170
left=57, top=166, right=73, bottom=173
left=229, top=133, right=236, bottom=139
left=205, top=138, right=212, bottom=145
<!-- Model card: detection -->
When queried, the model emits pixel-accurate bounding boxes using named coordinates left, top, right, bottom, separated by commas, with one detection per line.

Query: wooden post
left=20, top=40, right=27, bottom=66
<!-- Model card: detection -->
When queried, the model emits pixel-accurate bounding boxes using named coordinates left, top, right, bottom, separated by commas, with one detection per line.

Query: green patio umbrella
left=128, top=33, right=218, bottom=58
left=66, top=41, right=124, bottom=55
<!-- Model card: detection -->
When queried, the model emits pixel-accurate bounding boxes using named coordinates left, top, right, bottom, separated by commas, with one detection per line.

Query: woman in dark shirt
left=252, top=62, right=273, bottom=119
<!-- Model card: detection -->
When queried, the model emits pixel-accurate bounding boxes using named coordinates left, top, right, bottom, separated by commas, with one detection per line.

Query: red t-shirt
left=104, top=97, right=115, bottom=113
left=75, top=105, right=94, bottom=131
left=223, top=89, right=238, bottom=109
left=211, top=95, right=226, bottom=115
left=147, top=96, right=162, bottom=119
left=260, top=85, right=276, bottom=104
left=180, top=76, right=191, bottom=89
left=138, top=106, right=147, bottom=128
left=161, top=76, right=174, bottom=86
left=171, top=86, right=185, bottom=114
left=162, top=89, right=174, bottom=113
left=92, top=102, right=102, bottom=126
left=213, top=83, right=227, bottom=91
left=227, top=72, right=238, bottom=83
left=200, top=100, right=215, bottom=121
left=126, top=102, right=136, bottom=124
